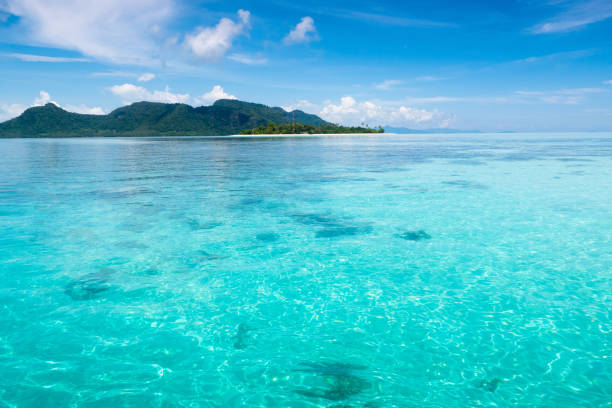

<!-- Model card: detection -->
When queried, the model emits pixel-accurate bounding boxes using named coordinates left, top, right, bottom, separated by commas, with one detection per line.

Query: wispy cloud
left=283, top=16, right=318, bottom=45
left=415, top=75, right=448, bottom=81
left=228, top=53, right=268, bottom=65
left=319, top=8, right=455, bottom=28
left=512, top=49, right=596, bottom=64
left=514, top=87, right=605, bottom=104
left=0, top=53, right=90, bottom=62
left=604, top=80, right=612, bottom=85
left=375, top=79, right=402, bottom=90
left=4, top=0, right=173, bottom=65
left=531, top=0, right=612, bottom=34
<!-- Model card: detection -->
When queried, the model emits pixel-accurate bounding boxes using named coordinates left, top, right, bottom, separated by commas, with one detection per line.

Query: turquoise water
left=0, top=134, right=610, bottom=407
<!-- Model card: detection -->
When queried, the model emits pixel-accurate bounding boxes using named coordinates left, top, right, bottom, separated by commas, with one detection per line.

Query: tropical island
left=240, top=122, right=383, bottom=135
left=0, top=99, right=382, bottom=138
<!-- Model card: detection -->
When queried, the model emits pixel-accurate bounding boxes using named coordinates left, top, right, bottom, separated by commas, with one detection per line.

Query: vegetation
left=0, top=99, right=331, bottom=137
left=240, top=122, right=384, bottom=135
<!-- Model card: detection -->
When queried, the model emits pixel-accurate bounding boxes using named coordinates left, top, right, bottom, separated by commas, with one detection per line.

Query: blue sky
left=1, top=0, right=612, bottom=131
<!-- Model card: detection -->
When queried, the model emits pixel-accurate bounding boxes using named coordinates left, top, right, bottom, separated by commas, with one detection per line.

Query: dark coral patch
left=476, top=378, right=501, bottom=392
left=256, top=232, right=280, bottom=242
left=397, top=230, right=431, bottom=241
left=294, top=362, right=369, bottom=401
left=316, top=226, right=372, bottom=238
left=65, top=272, right=113, bottom=300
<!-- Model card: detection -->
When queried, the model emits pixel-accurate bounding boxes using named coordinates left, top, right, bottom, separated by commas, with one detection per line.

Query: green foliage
left=0, top=100, right=335, bottom=137
left=240, top=122, right=384, bottom=135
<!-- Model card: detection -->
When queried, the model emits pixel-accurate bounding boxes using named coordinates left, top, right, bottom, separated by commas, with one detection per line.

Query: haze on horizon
left=1, top=0, right=611, bottom=132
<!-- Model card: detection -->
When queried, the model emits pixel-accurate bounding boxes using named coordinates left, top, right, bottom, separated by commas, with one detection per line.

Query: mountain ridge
left=0, top=99, right=330, bottom=137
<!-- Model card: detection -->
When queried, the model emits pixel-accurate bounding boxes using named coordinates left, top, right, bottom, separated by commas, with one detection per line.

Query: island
left=240, top=122, right=383, bottom=135
left=0, top=99, right=381, bottom=138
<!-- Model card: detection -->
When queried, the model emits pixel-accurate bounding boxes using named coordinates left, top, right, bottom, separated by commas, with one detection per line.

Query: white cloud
left=320, top=96, right=450, bottom=128
left=514, top=87, right=604, bottom=105
left=194, top=85, right=237, bottom=106
left=604, top=80, right=612, bottom=85
left=228, top=53, right=268, bottom=65
left=0, top=91, right=103, bottom=122
left=283, top=16, right=318, bottom=45
left=185, top=9, right=250, bottom=61
left=0, top=103, right=27, bottom=122
left=4, top=0, right=173, bottom=65
left=91, top=71, right=138, bottom=78
left=138, top=73, right=155, bottom=82
left=109, top=83, right=190, bottom=104
left=282, top=99, right=316, bottom=112
left=375, top=80, right=402, bottom=90
left=415, top=75, right=448, bottom=81
left=33, top=90, right=56, bottom=106
left=0, top=53, right=90, bottom=62
left=64, top=104, right=105, bottom=115
left=531, top=0, right=612, bottom=34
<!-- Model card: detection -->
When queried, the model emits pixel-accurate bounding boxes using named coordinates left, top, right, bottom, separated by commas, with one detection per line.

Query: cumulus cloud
left=375, top=80, right=402, bottom=90
left=194, top=85, right=237, bottom=105
left=228, top=53, right=267, bottom=65
left=64, top=104, right=105, bottom=115
left=110, top=83, right=190, bottom=104
left=320, top=96, right=450, bottom=128
left=3, top=0, right=173, bottom=65
left=283, top=16, right=318, bottom=45
left=185, top=10, right=250, bottom=61
left=0, top=103, right=27, bottom=122
left=33, top=91, right=56, bottom=106
left=138, top=73, right=155, bottom=82
left=282, top=99, right=316, bottom=112
left=0, top=91, right=103, bottom=121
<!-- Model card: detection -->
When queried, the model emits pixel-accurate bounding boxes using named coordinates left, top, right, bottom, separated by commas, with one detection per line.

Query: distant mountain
left=384, top=126, right=481, bottom=134
left=0, top=99, right=330, bottom=137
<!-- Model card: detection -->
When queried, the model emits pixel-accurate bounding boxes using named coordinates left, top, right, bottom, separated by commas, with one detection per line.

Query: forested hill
left=0, top=99, right=330, bottom=137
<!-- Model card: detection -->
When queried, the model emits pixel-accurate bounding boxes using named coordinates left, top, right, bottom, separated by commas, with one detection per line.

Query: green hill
left=0, top=99, right=331, bottom=137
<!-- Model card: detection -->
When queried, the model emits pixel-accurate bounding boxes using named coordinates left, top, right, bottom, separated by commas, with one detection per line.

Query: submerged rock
left=295, top=362, right=368, bottom=375
left=186, top=218, right=223, bottom=230
left=256, top=232, right=280, bottom=242
left=233, top=323, right=252, bottom=349
left=294, top=362, right=369, bottom=401
left=197, top=250, right=226, bottom=261
left=476, top=377, right=501, bottom=392
left=442, top=180, right=487, bottom=189
left=64, top=268, right=115, bottom=300
left=316, top=226, right=373, bottom=238
left=397, top=230, right=431, bottom=241
left=292, top=213, right=341, bottom=227
left=295, top=373, right=369, bottom=401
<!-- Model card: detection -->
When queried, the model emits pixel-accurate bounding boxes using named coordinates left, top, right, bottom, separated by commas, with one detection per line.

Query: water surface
left=0, top=133, right=611, bottom=407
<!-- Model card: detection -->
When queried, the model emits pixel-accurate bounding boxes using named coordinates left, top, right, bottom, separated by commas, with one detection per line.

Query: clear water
left=0, top=134, right=610, bottom=407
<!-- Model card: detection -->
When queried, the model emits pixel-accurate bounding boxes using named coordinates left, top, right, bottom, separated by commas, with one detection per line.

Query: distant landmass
left=0, top=99, right=331, bottom=137
left=384, top=126, right=481, bottom=134
left=241, top=122, right=383, bottom=135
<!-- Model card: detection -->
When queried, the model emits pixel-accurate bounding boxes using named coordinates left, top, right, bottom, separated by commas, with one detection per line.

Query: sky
left=1, top=0, right=612, bottom=131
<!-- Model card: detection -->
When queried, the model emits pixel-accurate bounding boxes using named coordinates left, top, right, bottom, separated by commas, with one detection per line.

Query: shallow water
left=0, top=133, right=611, bottom=407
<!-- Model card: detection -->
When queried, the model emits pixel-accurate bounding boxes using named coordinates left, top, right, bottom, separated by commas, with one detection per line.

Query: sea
left=0, top=133, right=610, bottom=407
